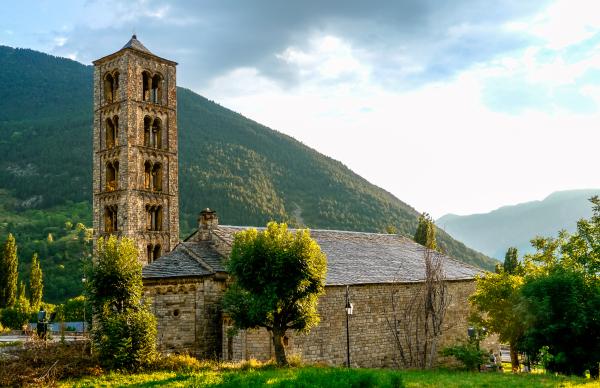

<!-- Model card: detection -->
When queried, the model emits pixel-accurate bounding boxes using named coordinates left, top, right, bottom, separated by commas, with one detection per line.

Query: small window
left=104, top=205, right=118, bottom=233
left=151, top=74, right=163, bottom=104
left=106, top=161, right=118, bottom=191
left=146, top=205, right=162, bottom=231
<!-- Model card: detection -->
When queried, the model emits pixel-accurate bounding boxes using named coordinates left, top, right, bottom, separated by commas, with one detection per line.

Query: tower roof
left=93, top=34, right=177, bottom=66
left=121, top=34, right=153, bottom=55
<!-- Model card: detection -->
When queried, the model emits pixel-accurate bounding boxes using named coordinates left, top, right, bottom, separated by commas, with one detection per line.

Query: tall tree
left=0, top=234, right=18, bottom=308
left=29, top=253, right=43, bottom=310
left=223, top=222, right=327, bottom=366
left=89, top=236, right=157, bottom=370
left=414, top=213, right=437, bottom=250
left=503, top=247, right=519, bottom=274
left=470, top=271, right=525, bottom=371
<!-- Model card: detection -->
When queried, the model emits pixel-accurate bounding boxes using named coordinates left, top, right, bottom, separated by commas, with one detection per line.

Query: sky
left=3, top=0, right=600, bottom=218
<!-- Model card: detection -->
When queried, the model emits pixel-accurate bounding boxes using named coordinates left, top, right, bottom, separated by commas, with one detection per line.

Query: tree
left=29, top=253, right=43, bottom=310
left=0, top=234, right=18, bottom=308
left=223, top=222, right=327, bottom=366
left=503, top=247, right=519, bottom=274
left=414, top=213, right=437, bottom=250
left=89, top=236, right=157, bottom=370
left=470, top=270, right=524, bottom=371
left=520, top=268, right=600, bottom=377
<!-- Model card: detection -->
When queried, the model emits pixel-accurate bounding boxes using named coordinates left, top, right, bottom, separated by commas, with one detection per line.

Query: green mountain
left=438, top=189, right=600, bottom=260
left=0, top=45, right=496, bottom=302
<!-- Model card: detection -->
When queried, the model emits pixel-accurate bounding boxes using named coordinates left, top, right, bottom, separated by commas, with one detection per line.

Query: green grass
left=0, top=341, right=22, bottom=348
left=60, top=366, right=598, bottom=388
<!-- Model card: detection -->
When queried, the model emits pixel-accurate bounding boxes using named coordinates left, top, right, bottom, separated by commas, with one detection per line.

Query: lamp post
left=82, top=276, right=87, bottom=333
left=345, top=285, right=354, bottom=368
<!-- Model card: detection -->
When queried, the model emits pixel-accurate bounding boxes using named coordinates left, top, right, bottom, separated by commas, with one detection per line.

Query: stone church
left=92, top=36, right=481, bottom=367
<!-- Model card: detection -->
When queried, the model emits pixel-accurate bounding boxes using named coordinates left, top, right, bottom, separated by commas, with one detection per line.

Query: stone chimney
left=198, top=208, right=218, bottom=241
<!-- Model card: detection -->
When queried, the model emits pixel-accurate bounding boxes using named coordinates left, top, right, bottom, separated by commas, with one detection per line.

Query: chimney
left=198, top=208, right=218, bottom=241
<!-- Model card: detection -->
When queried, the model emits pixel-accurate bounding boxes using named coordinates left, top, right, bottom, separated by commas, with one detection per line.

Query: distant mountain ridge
left=0, top=45, right=496, bottom=302
left=438, top=189, right=600, bottom=259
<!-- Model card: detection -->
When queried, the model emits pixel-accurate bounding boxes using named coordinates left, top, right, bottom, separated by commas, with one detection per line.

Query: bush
left=93, top=308, right=157, bottom=371
left=153, top=354, right=207, bottom=373
left=0, top=303, right=31, bottom=330
left=441, top=342, right=488, bottom=371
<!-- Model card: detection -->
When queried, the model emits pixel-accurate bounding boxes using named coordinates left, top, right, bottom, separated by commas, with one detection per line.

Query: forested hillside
left=0, top=46, right=496, bottom=302
left=438, top=189, right=600, bottom=259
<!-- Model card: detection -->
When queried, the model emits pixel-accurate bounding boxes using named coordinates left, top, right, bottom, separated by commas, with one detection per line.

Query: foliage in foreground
left=89, top=236, right=157, bottom=370
left=470, top=197, right=600, bottom=377
left=223, top=222, right=327, bottom=366
left=59, top=363, right=598, bottom=388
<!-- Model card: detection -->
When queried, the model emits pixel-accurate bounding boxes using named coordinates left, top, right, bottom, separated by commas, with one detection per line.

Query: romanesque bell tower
left=92, top=35, right=179, bottom=264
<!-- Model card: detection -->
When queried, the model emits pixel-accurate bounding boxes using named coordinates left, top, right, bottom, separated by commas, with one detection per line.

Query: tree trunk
left=509, top=343, right=520, bottom=372
left=272, top=329, right=288, bottom=366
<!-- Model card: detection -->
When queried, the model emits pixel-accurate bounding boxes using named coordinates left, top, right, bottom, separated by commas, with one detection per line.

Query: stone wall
left=144, top=276, right=226, bottom=358
left=223, top=280, right=476, bottom=367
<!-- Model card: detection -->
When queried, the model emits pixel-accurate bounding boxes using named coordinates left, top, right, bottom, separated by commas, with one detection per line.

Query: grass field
left=60, top=366, right=598, bottom=387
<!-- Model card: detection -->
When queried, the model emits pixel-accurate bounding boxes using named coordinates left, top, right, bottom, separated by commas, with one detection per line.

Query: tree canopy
left=89, top=236, right=157, bottom=370
left=471, top=197, right=600, bottom=377
left=223, top=222, right=327, bottom=365
left=414, top=213, right=437, bottom=250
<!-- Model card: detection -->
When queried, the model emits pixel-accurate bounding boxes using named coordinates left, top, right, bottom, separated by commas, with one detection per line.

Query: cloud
left=34, top=0, right=550, bottom=92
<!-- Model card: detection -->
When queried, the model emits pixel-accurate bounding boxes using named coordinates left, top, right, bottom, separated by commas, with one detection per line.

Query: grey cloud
left=53, top=0, right=552, bottom=91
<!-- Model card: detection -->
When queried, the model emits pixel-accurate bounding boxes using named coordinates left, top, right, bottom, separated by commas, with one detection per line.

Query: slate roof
left=142, top=241, right=225, bottom=279
left=214, top=226, right=481, bottom=285
left=143, top=225, right=482, bottom=284
left=121, top=34, right=153, bottom=55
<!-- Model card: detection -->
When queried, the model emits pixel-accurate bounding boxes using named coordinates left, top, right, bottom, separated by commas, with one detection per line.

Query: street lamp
left=82, top=276, right=87, bottom=333
left=345, top=285, right=353, bottom=368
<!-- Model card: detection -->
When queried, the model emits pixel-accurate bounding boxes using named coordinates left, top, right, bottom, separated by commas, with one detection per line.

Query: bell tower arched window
left=152, top=163, right=162, bottom=191
left=106, top=160, right=119, bottom=191
left=146, top=243, right=162, bottom=263
left=104, top=205, right=118, bottom=233
left=142, top=71, right=151, bottom=102
left=106, top=116, right=118, bottom=149
left=146, top=205, right=163, bottom=231
left=143, top=161, right=162, bottom=191
left=104, top=71, right=119, bottom=104
left=151, top=74, right=163, bottom=104
left=152, top=118, right=162, bottom=149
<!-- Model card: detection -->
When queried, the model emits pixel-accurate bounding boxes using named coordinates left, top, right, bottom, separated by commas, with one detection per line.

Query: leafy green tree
left=223, top=222, right=327, bottom=366
left=414, top=213, right=437, bottom=250
left=515, top=197, right=600, bottom=378
left=89, top=236, right=157, bottom=370
left=520, top=268, right=600, bottom=377
left=470, top=271, right=524, bottom=371
left=29, top=253, right=43, bottom=310
left=0, top=234, right=18, bottom=307
left=503, top=247, right=519, bottom=274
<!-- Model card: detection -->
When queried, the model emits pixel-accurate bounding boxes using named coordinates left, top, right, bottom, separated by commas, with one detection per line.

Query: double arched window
left=143, top=116, right=162, bottom=148
left=106, top=160, right=119, bottom=191
left=147, top=243, right=161, bottom=263
left=104, top=205, right=118, bottom=233
left=144, top=161, right=163, bottom=191
left=106, top=116, right=119, bottom=149
left=146, top=205, right=163, bottom=231
left=104, top=70, right=120, bottom=104
left=142, top=71, right=163, bottom=104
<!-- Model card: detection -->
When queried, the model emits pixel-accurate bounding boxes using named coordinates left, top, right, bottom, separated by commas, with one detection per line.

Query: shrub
left=94, top=308, right=157, bottom=371
left=0, top=302, right=31, bottom=330
left=153, top=353, right=207, bottom=373
left=441, top=342, right=488, bottom=371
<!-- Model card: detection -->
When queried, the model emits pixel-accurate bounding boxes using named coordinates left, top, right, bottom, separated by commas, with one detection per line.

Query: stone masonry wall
left=223, top=280, right=476, bottom=367
left=144, top=276, right=226, bottom=359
